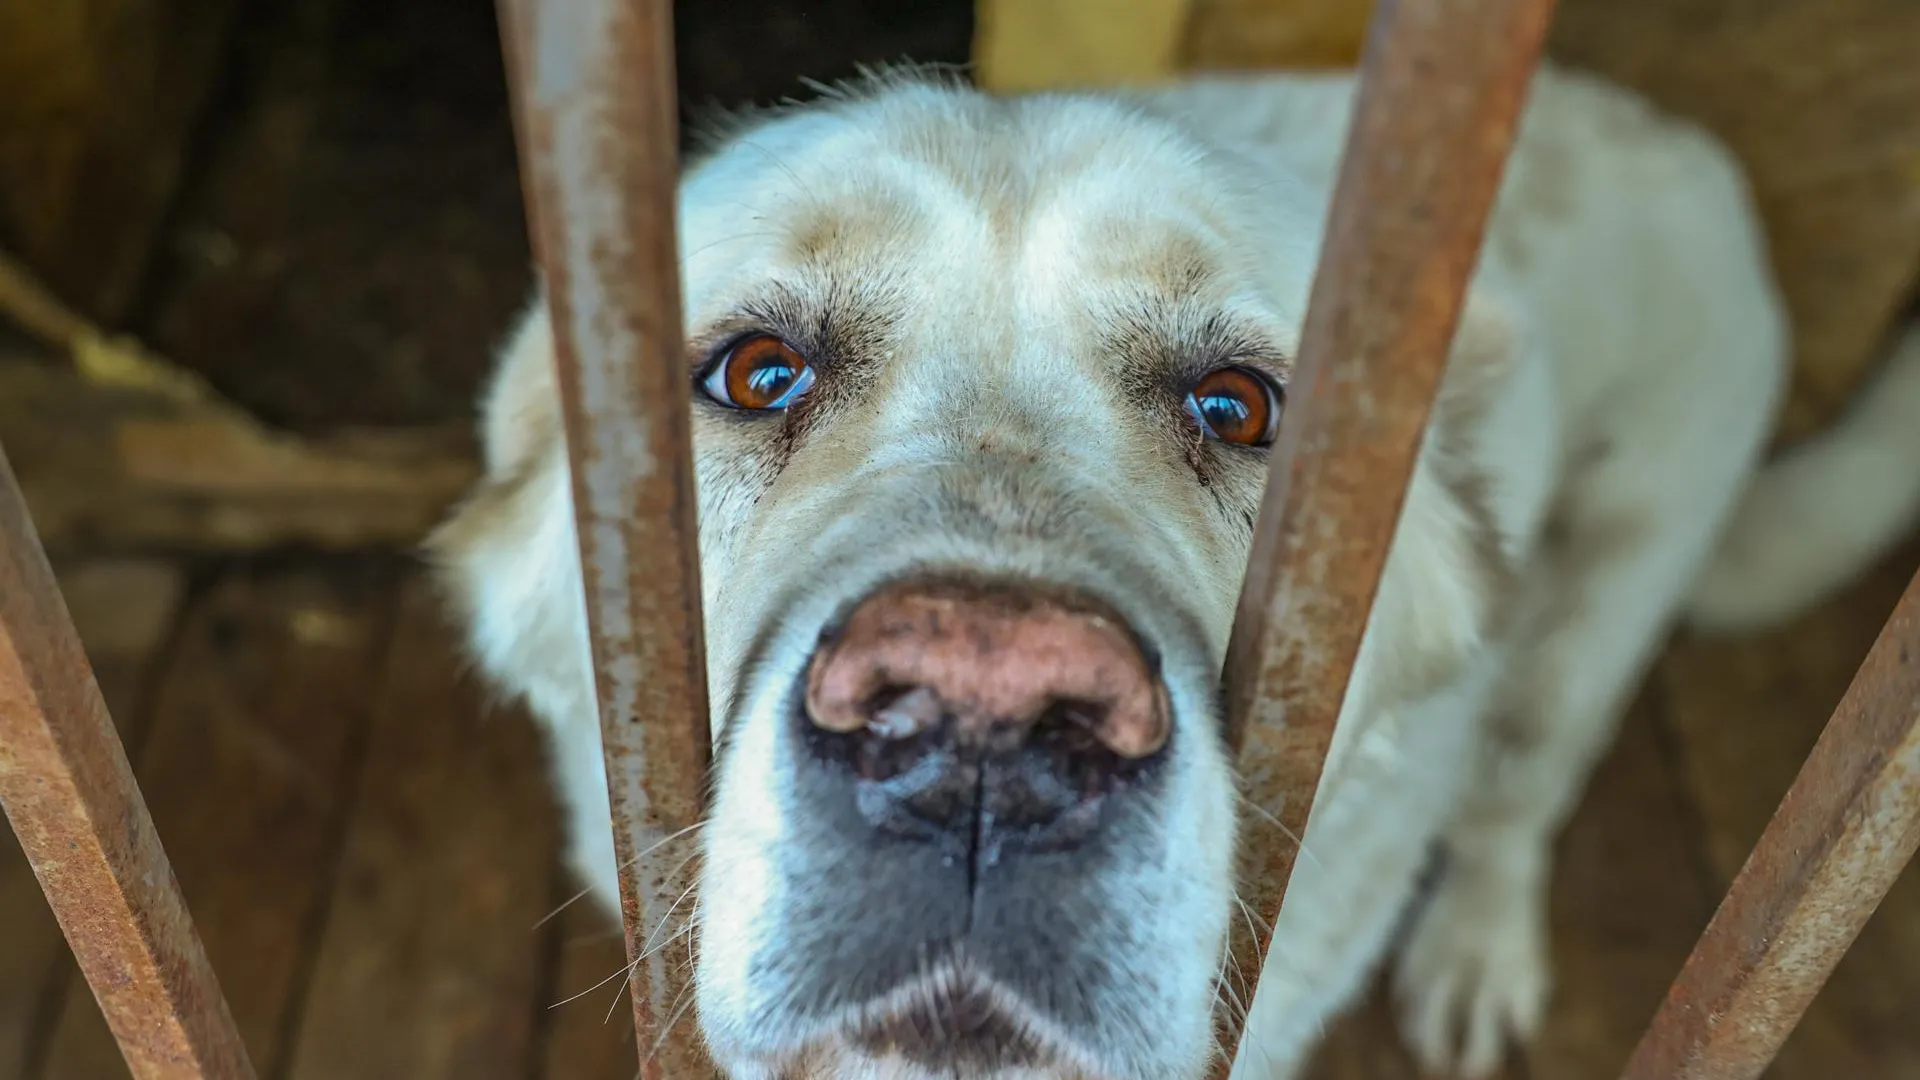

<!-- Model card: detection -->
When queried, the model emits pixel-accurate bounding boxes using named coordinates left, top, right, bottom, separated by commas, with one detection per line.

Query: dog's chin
left=750, top=961, right=1113, bottom=1080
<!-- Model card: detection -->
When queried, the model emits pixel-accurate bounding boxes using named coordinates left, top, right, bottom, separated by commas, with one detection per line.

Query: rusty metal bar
left=1214, top=0, right=1555, bottom=1067
left=0, top=443, right=256, bottom=1080
left=495, top=0, right=716, bottom=1076
left=1618, top=569, right=1920, bottom=1080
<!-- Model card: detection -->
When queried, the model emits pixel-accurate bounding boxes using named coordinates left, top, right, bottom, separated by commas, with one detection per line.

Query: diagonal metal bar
left=1214, top=0, right=1556, bottom=1069
left=1620, top=568, right=1920, bottom=1080
left=495, top=1, right=716, bottom=1076
left=0, top=442, right=256, bottom=1080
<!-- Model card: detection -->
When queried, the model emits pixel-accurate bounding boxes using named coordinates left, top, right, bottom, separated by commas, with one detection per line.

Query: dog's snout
left=806, top=580, right=1170, bottom=757
left=801, top=580, right=1172, bottom=853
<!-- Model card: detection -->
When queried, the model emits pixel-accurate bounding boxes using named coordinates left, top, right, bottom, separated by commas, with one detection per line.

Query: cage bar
left=1619, top=567, right=1920, bottom=1080
left=1213, top=0, right=1557, bottom=1068
left=0, top=445, right=256, bottom=1080
left=494, top=0, right=717, bottom=1076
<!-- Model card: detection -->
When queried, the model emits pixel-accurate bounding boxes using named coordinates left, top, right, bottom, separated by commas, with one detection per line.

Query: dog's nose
left=806, top=580, right=1169, bottom=755
left=803, top=580, right=1170, bottom=851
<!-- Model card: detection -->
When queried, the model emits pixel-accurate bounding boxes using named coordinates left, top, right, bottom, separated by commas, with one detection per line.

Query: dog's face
left=437, top=74, right=1509, bottom=1080
left=678, top=81, right=1309, bottom=1080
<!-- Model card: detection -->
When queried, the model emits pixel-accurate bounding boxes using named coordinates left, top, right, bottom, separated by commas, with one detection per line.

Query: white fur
left=432, top=65, right=1918, bottom=1079
left=1689, top=323, right=1920, bottom=629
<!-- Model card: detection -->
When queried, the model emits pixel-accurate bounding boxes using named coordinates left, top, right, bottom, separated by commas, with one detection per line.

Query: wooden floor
left=3, top=540, right=1918, bottom=1080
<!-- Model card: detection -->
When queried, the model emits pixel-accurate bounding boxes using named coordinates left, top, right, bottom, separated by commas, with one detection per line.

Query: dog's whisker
left=601, top=967, right=633, bottom=1025
left=683, top=229, right=782, bottom=261
left=734, top=138, right=818, bottom=203
left=641, top=895, right=702, bottom=960
left=1231, top=889, right=1316, bottom=999
left=1234, top=790, right=1327, bottom=874
left=533, top=880, right=601, bottom=932
left=638, top=876, right=703, bottom=961
left=644, top=979, right=703, bottom=1059
left=1212, top=968, right=1248, bottom=1024
left=637, top=918, right=694, bottom=964
left=551, top=954, right=641, bottom=1011
left=533, top=820, right=707, bottom=931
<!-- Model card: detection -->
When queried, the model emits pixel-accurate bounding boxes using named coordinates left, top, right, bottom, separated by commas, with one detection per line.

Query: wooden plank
left=1299, top=693, right=1700, bottom=1080
left=0, top=357, right=476, bottom=554
left=0, top=0, right=245, bottom=321
left=1183, top=0, right=1373, bottom=70
left=1521, top=689, right=1717, bottom=1078
left=0, top=560, right=184, bottom=1080
left=1624, top=557, right=1920, bottom=1080
left=1654, top=541, right=1920, bottom=1080
left=0, top=276, right=476, bottom=555
left=1217, top=0, right=1554, bottom=1069
left=36, top=565, right=393, bottom=1080
left=1306, top=981, right=1524, bottom=1080
left=496, top=0, right=713, bottom=1075
left=0, top=444, right=254, bottom=1080
left=973, top=0, right=1196, bottom=92
left=283, top=582, right=557, bottom=1080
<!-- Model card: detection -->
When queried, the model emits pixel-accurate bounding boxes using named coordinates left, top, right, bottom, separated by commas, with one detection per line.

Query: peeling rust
left=0, top=444, right=257, bottom=1080
left=1619, top=568, right=1920, bottom=1080
left=496, top=1, right=715, bottom=1077
left=1212, top=0, right=1556, bottom=1071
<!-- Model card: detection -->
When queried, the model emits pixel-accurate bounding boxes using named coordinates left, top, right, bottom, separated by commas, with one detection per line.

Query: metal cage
left=2, top=1, right=1916, bottom=1078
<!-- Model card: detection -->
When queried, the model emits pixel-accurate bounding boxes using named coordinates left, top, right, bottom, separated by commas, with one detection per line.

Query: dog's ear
left=426, top=299, right=561, bottom=596
left=1362, top=289, right=1526, bottom=706
left=426, top=297, right=596, bottom=729
left=474, top=297, right=565, bottom=482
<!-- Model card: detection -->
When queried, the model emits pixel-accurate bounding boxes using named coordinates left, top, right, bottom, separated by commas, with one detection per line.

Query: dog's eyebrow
left=685, top=278, right=903, bottom=378
left=1110, top=302, right=1291, bottom=388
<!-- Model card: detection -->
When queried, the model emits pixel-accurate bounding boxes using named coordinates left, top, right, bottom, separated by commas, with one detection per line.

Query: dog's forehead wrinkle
left=689, top=83, right=1259, bottom=317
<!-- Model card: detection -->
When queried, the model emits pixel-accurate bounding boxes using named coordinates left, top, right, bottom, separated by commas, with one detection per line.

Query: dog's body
left=433, top=66, right=1920, bottom=1080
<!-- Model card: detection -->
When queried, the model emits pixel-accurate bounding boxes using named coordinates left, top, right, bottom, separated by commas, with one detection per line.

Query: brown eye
left=1186, top=366, right=1282, bottom=446
left=700, top=333, right=815, bottom=410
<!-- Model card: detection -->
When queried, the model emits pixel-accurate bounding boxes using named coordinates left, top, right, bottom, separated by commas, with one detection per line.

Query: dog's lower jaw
left=693, top=805, right=1232, bottom=1080
left=707, top=959, right=1147, bottom=1080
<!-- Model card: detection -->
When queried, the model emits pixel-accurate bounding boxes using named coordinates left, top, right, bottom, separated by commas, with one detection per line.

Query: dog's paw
left=1392, top=858, right=1550, bottom=1078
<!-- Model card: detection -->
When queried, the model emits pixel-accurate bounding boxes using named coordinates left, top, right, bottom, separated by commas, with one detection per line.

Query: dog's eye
left=700, top=334, right=815, bottom=410
left=1186, top=366, right=1282, bottom=446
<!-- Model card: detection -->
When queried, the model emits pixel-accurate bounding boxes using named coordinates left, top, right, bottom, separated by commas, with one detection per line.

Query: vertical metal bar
left=495, top=1, right=716, bottom=1077
left=0, top=443, right=256, bottom=1080
left=1214, top=0, right=1555, bottom=1068
left=1619, top=569, right=1920, bottom=1080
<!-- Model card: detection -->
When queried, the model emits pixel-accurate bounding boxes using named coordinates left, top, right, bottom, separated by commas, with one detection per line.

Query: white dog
left=431, top=65, right=1920, bottom=1080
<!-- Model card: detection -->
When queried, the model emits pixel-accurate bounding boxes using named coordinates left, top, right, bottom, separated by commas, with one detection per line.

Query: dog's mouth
left=816, top=959, right=1103, bottom=1078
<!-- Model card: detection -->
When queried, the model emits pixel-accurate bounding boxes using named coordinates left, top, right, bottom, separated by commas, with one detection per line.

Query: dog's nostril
left=869, top=686, right=945, bottom=740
